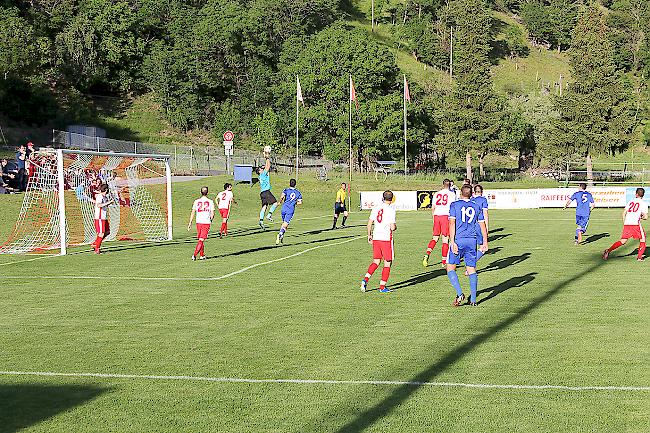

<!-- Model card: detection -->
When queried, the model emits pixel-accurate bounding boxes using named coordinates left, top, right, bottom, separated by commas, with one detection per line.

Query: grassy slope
left=0, top=175, right=648, bottom=432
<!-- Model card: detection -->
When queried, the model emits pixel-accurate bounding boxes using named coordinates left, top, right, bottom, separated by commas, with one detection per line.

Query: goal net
left=0, top=149, right=173, bottom=255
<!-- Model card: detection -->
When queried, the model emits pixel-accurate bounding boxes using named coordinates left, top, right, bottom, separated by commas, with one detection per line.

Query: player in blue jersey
left=256, top=153, right=278, bottom=230
left=472, top=184, right=489, bottom=263
left=447, top=184, right=488, bottom=306
left=276, top=178, right=303, bottom=245
left=563, top=183, right=595, bottom=245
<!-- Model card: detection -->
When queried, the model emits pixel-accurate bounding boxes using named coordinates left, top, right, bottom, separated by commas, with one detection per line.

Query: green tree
left=549, top=4, right=638, bottom=184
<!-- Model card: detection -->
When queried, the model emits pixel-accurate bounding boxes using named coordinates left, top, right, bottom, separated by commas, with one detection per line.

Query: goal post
left=0, top=149, right=173, bottom=255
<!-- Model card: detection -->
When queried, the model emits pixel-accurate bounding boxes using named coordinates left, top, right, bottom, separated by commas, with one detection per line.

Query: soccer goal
left=0, top=149, right=173, bottom=255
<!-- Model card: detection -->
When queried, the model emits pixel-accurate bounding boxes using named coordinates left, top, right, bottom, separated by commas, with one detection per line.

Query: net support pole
left=165, top=158, right=173, bottom=241
left=56, top=149, right=67, bottom=255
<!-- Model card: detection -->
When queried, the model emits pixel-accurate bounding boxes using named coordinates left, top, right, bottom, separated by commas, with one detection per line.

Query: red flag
left=350, top=76, right=359, bottom=109
left=404, top=75, right=411, bottom=103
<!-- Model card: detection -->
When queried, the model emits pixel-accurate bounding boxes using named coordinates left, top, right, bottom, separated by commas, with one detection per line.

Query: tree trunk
left=465, top=152, right=472, bottom=181
left=586, top=153, right=593, bottom=187
left=479, top=155, right=485, bottom=178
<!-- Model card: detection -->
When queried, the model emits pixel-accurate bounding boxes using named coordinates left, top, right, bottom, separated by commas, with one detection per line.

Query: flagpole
left=402, top=75, right=408, bottom=177
left=296, top=75, right=299, bottom=178
left=349, top=75, right=352, bottom=211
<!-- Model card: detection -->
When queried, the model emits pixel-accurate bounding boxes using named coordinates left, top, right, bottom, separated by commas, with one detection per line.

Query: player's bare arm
left=279, top=193, right=286, bottom=205
left=264, top=157, right=271, bottom=172
left=187, top=209, right=195, bottom=231
left=297, top=199, right=303, bottom=206
left=390, top=223, right=397, bottom=232
left=479, top=220, right=489, bottom=253
left=563, top=198, right=572, bottom=209
left=448, top=217, right=458, bottom=254
left=367, top=219, right=373, bottom=243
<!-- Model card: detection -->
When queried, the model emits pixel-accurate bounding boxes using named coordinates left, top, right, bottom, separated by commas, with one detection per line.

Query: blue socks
left=469, top=273, right=478, bottom=303
left=269, top=203, right=278, bottom=215
left=575, top=228, right=580, bottom=240
left=259, top=208, right=265, bottom=221
left=447, top=270, right=463, bottom=296
left=279, top=227, right=286, bottom=238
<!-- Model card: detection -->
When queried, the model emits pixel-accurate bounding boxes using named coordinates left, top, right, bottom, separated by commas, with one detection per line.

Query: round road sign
left=223, top=131, right=234, bottom=141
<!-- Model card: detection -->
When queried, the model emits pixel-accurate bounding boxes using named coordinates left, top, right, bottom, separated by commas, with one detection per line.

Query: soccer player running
left=256, top=153, right=278, bottom=229
left=92, top=183, right=114, bottom=254
left=187, top=186, right=215, bottom=261
left=275, top=179, right=303, bottom=245
left=361, top=190, right=397, bottom=294
left=332, top=182, right=349, bottom=229
left=216, top=183, right=237, bottom=238
left=447, top=184, right=488, bottom=306
left=423, top=179, right=456, bottom=268
left=563, top=183, right=595, bottom=245
left=603, top=188, right=648, bottom=262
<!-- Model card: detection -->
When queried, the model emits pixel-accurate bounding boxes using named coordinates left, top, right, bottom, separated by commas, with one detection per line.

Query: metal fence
left=52, top=130, right=332, bottom=176
left=561, top=161, right=650, bottom=186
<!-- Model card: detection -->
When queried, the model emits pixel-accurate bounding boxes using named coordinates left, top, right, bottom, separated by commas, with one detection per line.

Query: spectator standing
left=1, top=158, right=18, bottom=189
left=15, top=145, right=27, bottom=191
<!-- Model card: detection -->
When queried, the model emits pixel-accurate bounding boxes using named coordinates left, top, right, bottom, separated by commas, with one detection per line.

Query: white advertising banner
left=537, top=187, right=627, bottom=208
left=359, top=191, right=418, bottom=211
left=484, top=189, right=539, bottom=209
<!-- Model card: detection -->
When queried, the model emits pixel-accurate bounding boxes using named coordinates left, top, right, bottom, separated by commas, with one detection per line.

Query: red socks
left=639, top=242, right=646, bottom=259
left=426, top=239, right=437, bottom=254
left=194, top=240, right=204, bottom=257
left=220, top=222, right=227, bottom=235
left=442, top=243, right=449, bottom=264
left=380, top=266, right=391, bottom=289
left=607, top=241, right=623, bottom=253
left=364, top=262, right=379, bottom=282
left=94, top=236, right=103, bottom=251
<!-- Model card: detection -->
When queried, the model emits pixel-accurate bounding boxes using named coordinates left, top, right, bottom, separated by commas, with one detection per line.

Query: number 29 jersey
left=449, top=199, right=484, bottom=241
left=433, top=188, right=455, bottom=216
left=370, top=203, right=396, bottom=241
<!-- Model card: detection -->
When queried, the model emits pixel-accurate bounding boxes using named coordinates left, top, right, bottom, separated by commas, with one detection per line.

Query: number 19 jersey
left=370, top=203, right=396, bottom=241
left=449, top=199, right=484, bottom=241
left=433, top=189, right=455, bottom=216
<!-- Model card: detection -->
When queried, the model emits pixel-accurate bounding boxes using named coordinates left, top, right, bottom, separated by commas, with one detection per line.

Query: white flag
left=297, top=76, right=304, bottom=106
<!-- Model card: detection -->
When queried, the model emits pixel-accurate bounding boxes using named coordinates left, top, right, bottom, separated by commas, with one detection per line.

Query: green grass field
left=0, top=176, right=649, bottom=432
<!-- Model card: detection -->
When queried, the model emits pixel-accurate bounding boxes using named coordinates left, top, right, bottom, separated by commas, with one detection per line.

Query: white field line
left=0, top=236, right=364, bottom=282
left=0, top=371, right=647, bottom=392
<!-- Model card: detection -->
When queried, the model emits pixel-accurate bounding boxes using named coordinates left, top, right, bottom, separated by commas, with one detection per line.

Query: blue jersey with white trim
left=281, top=187, right=302, bottom=212
left=450, top=199, right=485, bottom=241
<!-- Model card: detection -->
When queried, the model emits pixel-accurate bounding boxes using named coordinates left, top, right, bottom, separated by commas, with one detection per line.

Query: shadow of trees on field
left=307, top=259, right=605, bottom=433
left=477, top=272, right=537, bottom=305
left=0, top=383, right=107, bottom=433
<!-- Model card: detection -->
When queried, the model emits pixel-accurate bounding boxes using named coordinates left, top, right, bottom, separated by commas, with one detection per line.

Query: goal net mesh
left=0, top=150, right=170, bottom=254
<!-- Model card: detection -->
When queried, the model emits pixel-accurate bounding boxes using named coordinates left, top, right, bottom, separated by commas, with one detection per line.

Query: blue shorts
left=448, top=238, right=478, bottom=268
left=281, top=210, right=295, bottom=224
left=576, top=215, right=590, bottom=232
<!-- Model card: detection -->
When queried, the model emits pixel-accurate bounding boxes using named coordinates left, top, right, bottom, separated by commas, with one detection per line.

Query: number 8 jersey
left=370, top=202, right=397, bottom=241
left=449, top=199, right=484, bottom=241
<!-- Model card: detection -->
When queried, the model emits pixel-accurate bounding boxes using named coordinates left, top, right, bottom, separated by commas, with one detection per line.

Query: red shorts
left=219, top=208, right=230, bottom=219
left=196, top=223, right=210, bottom=239
left=621, top=225, right=646, bottom=241
left=433, top=215, right=449, bottom=236
left=373, top=240, right=394, bottom=262
left=94, top=219, right=109, bottom=235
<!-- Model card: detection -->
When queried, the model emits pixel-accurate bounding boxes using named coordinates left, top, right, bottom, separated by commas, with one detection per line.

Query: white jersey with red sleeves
left=432, top=188, right=456, bottom=216
left=94, top=193, right=108, bottom=220
left=193, top=196, right=215, bottom=225
left=624, top=198, right=649, bottom=226
left=370, top=202, right=396, bottom=241
left=217, top=190, right=234, bottom=210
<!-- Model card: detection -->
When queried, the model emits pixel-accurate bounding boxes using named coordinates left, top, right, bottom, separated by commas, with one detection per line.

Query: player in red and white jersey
left=422, top=178, right=457, bottom=268
left=92, top=183, right=114, bottom=254
left=216, top=183, right=237, bottom=238
left=360, top=190, right=397, bottom=293
left=603, top=188, right=648, bottom=262
left=187, top=186, right=215, bottom=261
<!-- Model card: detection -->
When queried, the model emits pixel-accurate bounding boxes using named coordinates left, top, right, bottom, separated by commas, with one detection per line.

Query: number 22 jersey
left=449, top=199, right=484, bottom=241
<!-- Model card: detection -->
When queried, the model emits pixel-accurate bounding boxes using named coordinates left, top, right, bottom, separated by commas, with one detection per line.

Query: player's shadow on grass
left=320, top=258, right=605, bottom=433
left=481, top=253, right=531, bottom=273
left=0, top=383, right=108, bottom=433
left=582, top=233, right=609, bottom=245
left=488, top=232, right=512, bottom=242
left=205, top=235, right=357, bottom=259
left=380, top=268, right=447, bottom=292
left=476, top=272, right=537, bottom=305
left=300, top=224, right=364, bottom=236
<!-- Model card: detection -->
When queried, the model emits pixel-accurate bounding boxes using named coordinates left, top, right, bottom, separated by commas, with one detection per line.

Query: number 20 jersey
left=449, top=199, right=484, bottom=241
